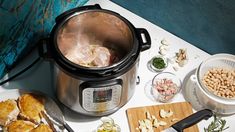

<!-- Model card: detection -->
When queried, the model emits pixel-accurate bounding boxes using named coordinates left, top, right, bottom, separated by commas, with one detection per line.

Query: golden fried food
left=0, top=99, right=19, bottom=126
left=4, top=120, right=35, bottom=132
left=30, top=124, right=53, bottom=132
left=18, top=94, right=45, bottom=124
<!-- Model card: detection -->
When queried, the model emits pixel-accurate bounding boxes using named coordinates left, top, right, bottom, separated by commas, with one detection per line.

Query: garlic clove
left=159, top=45, right=170, bottom=51
left=140, top=127, right=148, bottom=132
left=160, top=109, right=166, bottom=118
left=159, top=45, right=166, bottom=51
left=171, top=118, right=179, bottom=122
left=161, top=39, right=170, bottom=46
left=173, top=65, right=179, bottom=71
left=166, top=110, right=174, bottom=117
left=153, top=119, right=160, bottom=128
left=160, top=109, right=173, bottom=118
left=146, top=111, right=151, bottom=120
left=138, top=120, right=145, bottom=128
left=151, top=115, right=156, bottom=119
left=159, top=49, right=167, bottom=56
left=159, top=121, right=167, bottom=126
left=178, top=59, right=188, bottom=67
left=144, top=119, right=153, bottom=129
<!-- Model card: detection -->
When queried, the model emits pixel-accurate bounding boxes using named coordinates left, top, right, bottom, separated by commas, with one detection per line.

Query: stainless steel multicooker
left=39, top=4, right=151, bottom=116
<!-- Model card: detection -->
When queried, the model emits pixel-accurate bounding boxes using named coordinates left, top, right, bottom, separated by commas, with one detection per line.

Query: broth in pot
left=56, top=11, right=133, bottom=68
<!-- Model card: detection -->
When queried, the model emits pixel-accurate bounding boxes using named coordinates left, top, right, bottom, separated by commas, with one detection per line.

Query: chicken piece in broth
left=65, top=44, right=118, bottom=67
left=65, top=45, right=95, bottom=67
left=93, top=46, right=111, bottom=67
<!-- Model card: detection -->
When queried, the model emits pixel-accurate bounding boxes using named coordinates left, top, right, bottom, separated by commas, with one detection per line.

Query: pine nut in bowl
left=151, top=72, right=182, bottom=102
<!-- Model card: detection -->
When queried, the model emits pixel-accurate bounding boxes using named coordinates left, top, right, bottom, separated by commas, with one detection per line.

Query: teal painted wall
left=112, top=0, right=235, bottom=55
left=2, top=0, right=234, bottom=79
left=0, top=0, right=88, bottom=79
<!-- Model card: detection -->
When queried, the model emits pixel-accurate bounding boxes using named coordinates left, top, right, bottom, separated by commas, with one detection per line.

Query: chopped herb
left=204, top=115, right=229, bottom=132
left=152, top=57, right=166, bottom=69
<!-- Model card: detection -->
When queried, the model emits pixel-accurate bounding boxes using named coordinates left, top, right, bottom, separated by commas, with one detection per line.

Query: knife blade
left=162, top=109, right=213, bottom=132
left=44, top=96, right=74, bottom=132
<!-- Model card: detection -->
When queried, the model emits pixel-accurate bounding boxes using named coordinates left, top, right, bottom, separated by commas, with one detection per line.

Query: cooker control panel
left=82, top=85, right=122, bottom=112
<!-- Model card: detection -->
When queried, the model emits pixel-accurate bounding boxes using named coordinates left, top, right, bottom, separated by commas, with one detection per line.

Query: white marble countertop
left=1, top=0, right=234, bottom=131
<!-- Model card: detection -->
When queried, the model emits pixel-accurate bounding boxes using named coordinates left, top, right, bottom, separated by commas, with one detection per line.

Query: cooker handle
left=38, top=38, right=52, bottom=60
left=55, top=4, right=102, bottom=23
left=137, top=28, right=151, bottom=51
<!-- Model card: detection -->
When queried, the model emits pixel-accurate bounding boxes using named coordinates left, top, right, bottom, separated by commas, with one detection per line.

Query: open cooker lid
left=50, top=5, right=141, bottom=78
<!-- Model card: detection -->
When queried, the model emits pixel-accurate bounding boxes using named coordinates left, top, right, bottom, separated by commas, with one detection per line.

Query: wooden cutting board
left=126, top=102, right=199, bottom=132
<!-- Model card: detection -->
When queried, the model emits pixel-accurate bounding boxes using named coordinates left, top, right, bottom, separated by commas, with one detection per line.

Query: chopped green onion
left=152, top=57, right=166, bottom=69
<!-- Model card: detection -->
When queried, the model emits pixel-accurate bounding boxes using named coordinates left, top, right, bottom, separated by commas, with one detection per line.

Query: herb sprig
left=204, top=115, right=229, bottom=132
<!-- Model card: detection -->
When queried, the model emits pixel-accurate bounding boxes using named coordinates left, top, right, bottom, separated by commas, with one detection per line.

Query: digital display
left=93, top=89, right=112, bottom=103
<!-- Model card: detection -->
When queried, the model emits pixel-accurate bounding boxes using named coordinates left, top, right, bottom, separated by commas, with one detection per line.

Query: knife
left=162, top=109, right=213, bottom=132
left=44, top=96, right=74, bottom=132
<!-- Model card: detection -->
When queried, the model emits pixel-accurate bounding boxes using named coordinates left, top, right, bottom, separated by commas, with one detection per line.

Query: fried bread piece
left=18, top=94, right=45, bottom=124
left=30, top=124, right=53, bottom=132
left=3, top=120, right=35, bottom=132
left=0, top=99, right=19, bottom=126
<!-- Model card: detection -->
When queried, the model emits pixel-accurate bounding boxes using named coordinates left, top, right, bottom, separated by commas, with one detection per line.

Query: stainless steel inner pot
left=56, top=11, right=134, bottom=69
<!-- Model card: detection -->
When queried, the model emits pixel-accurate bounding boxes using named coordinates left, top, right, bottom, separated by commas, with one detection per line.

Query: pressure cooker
left=39, top=4, right=151, bottom=116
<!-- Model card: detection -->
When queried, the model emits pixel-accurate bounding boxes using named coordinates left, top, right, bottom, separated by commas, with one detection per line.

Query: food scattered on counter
left=150, top=38, right=190, bottom=72
left=4, top=120, right=36, bottom=132
left=159, top=49, right=167, bottom=56
left=159, top=39, right=170, bottom=56
left=138, top=119, right=153, bottom=132
left=171, top=118, right=179, bottom=122
left=160, top=39, right=170, bottom=46
left=175, top=48, right=188, bottom=67
left=127, top=102, right=198, bottom=132
left=169, top=48, right=188, bottom=71
left=136, top=109, right=174, bottom=132
left=18, top=94, right=45, bottom=124
left=159, top=109, right=173, bottom=118
left=0, top=93, right=55, bottom=132
left=172, top=64, right=179, bottom=71
left=97, top=117, right=120, bottom=132
left=159, top=45, right=170, bottom=51
left=204, top=115, right=229, bottom=132
left=153, top=118, right=167, bottom=128
left=0, top=99, right=19, bottom=126
left=202, top=68, right=235, bottom=99
left=157, top=39, right=189, bottom=72
left=146, top=111, right=151, bottom=120
left=31, top=124, right=53, bottom=132
left=152, top=78, right=179, bottom=102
